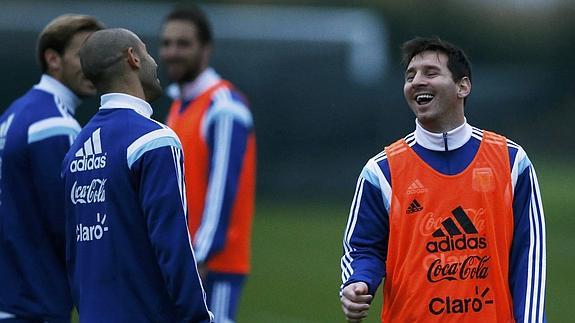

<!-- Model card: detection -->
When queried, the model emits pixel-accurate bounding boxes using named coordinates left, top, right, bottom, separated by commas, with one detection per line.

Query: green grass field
left=237, top=159, right=575, bottom=322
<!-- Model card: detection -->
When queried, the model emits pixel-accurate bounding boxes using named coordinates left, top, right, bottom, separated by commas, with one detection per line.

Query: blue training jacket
left=62, top=93, right=212, bottom=322
left=0, top=75, right=80, bottom=321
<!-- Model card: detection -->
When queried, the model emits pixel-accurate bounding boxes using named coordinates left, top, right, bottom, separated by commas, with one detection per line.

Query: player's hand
left=340, top=282, right=372, bottom=322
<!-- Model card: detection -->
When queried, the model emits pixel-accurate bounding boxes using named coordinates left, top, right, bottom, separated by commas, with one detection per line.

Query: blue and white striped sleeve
left=127, top=128, right=213, bottom=322
left=28, top=116, right=81, bottom=145
left=194, top=89, right=253, bottom=263
left=340, top=157, right=390, bottom=296
left=509, top=144, right=547, bottom=323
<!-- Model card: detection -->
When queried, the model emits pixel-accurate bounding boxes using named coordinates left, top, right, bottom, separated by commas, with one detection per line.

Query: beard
left=164, top=58, right=203, bottom=84
left=141, top=63, right=163, bottom=102
left=143, top=78, right=163, bottom=102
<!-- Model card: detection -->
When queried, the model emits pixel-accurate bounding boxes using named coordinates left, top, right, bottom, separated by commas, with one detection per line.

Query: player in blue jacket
left=0, top=15, right=103, bottom=322
left=340, top=37, right=546, bottom=323
left=62, top=28, right=212, bottom=322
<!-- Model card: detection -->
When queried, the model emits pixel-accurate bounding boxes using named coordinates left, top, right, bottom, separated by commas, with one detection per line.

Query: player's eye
left=177, top=39, right=191, bottom=48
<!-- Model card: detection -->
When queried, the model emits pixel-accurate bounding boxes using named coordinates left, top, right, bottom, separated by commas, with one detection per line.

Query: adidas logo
left=407, top=179, right=428, bottom=195
left=432, top=206, right=478, bottom=237
left=426, top=206, right=487, bottom=253
left=0, top=114, right=15, bottom=151
left=406, top=199, right=423, bottom=214
left=70, top=128, right=106, bottom=173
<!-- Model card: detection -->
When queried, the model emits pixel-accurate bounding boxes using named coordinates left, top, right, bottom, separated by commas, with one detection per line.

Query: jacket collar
left=414, top=118, right=471, bottom=151
left=99, top=93, right=153, bottom=118
left=166, top=67, right=221, bottom=101
left=33, top=74, right=81, bottom=115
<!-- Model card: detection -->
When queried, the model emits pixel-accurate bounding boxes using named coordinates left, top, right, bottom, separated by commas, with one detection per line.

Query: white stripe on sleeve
left=523, top=166, right=546, bottom=323
left=27, top=117, right=80, bottom=144
left=511, top=146, right=529, bottom=192
left=126, top=128, right=181, bottom=168
left=194, top=114, right=233, bottom=262
left=341, top=177, right=365, bottom=284
left=200, top=88, right=252, bottom=139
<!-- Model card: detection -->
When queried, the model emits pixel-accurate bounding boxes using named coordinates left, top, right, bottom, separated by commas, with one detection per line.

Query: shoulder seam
left=126, top=128, right=182, bottom=168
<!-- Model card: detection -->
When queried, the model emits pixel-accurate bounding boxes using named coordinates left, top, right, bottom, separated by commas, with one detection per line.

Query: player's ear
left=44, top=49, right=62, bottom=73
left=457, top=76, right=471, bottom=99
left=126, top=47, right=141, bottom=69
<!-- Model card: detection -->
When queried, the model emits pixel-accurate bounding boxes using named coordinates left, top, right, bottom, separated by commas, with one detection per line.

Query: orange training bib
left=382, top=131, right=515, bottom=322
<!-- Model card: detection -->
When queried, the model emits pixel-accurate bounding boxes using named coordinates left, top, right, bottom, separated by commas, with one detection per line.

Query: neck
left=175, top=67, right=220, bottom=101
left=418, top=115, right=465, bottom=133
left=177, top=70, right=202, bottom=89
left=418, top=122, right=460, bottom=134
left=100, top=78, right=146, bottom=101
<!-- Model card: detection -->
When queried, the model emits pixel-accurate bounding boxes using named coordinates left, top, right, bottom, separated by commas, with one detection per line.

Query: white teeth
left=416, top=94, right=433, bottom=100
left=416, top=94, right=434, bottom=103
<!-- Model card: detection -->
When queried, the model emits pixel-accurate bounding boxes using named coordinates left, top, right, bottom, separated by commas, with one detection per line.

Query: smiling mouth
left=416, top=94, right=434, bottom=105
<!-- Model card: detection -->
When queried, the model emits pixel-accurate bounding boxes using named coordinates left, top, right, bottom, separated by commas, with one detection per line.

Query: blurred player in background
left=340, top=37, right=546, bottom=322
left=160, top=5, right=256, bottom=322
left=63, top=28, right=212, bottom=322
left=0, top=14, right=103, bottom=322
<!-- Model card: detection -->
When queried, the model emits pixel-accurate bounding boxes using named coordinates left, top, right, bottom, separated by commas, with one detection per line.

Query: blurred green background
left=1, top=0, right=573, bottom=321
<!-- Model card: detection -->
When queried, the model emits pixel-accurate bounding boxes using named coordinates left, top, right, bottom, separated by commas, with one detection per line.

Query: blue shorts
left=204, top=272, right=246, bottom=323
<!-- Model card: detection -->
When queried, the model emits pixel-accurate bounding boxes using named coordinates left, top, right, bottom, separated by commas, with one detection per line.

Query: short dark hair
left=80, top=28, right=141, bottom=90
left=37, top=14, right=104, bottom=73
left=401, top=37, right=472, bottom=83
left=164, top=5, right=212, bottom=45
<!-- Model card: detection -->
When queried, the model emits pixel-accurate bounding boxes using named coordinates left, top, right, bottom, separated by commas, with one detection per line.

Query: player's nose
left=411, top=72, right=428, bottom=87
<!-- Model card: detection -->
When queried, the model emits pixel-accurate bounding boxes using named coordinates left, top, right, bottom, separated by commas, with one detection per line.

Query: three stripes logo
left=406, top=199, right=423, bottom=214
left=70, top=128, right=107, bottom=173
left=426, top=206, right=487, bottom=253
left=407, top=179, right=428, bottom=195
left=432, top=206, right=477, bottom=237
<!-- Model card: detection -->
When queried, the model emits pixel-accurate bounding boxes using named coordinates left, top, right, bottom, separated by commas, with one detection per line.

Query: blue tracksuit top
left=62, top=93, right=212, bottom=322
left=0, top=75, right=80, bottom=321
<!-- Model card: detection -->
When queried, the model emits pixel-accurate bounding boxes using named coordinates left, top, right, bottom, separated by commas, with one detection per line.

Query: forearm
left=341, top=164, right=389, bottom=296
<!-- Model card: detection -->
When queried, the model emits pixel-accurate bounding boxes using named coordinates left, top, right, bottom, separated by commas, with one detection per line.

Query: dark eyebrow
left=406, top=64, right=441, bottom=74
